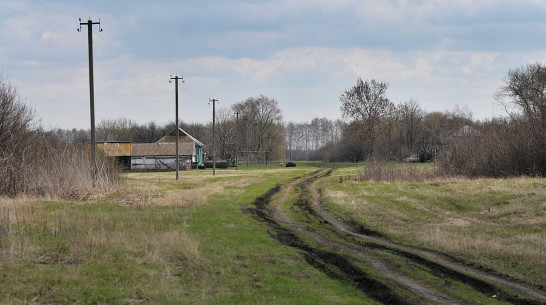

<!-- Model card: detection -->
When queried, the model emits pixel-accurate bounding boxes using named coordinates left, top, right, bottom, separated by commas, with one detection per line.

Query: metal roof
left=156, top=127, right=204, bottom=146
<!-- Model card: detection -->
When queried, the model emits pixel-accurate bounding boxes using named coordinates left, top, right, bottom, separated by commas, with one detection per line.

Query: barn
left=96, top=127, right=204, bottom=170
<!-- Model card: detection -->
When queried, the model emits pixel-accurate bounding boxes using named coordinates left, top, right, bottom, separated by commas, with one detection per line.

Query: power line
left=94, top=32, right=118, bottom=50
left=0, top=3, right=72, bottom=29
left=27, top=0, right=78, bottom=19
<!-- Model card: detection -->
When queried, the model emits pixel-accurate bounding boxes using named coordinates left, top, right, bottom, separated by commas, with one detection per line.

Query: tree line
left=2, top=61, right=544, bottom=197
left=46, top=62, right=545, bottom=177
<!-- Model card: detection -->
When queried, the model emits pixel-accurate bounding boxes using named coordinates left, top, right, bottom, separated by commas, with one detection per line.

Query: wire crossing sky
left=2, top=0, right=546, bottom=129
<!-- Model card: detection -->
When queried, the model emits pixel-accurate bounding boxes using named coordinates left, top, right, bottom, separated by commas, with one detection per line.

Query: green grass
left=0, top=163, right=377, bottom=304
left=3, top=161, right=543, bottom=303
left=321, top=164, right=546, bottom=288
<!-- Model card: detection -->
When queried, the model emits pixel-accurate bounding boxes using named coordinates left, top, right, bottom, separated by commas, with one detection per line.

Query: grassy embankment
left=321, top=163, right=546, bottom=289
left=0, top=163, right=374, bottom=304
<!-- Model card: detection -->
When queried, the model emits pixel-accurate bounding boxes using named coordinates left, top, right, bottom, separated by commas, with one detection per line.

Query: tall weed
left=0, top=133, right=118, bottom=199
left=357, top=161, right=443, bottom=182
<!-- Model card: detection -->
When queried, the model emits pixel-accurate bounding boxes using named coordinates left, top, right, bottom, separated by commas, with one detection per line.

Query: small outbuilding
left=96, top=127, right=204, bottom=170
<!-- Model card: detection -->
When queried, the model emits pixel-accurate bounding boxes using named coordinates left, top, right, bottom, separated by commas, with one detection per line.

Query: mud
left=311, top=169, right=546, bottom=305
left=246, top=184, right=412, bottom=305
left=245, top=169, right=546, bottom=304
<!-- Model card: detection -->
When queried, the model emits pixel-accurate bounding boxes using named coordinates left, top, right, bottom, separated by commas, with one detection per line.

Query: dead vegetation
left=114, top=169, right=275, bottom=208
left=251, top=169, right=546, bottom=304
left=357, top=161, right=444, bottom=182
left=0, top=75, right=118, bottom=199
left=0, top=196, right=200, bottom=272
left=324, top=166, right=546, bottom=289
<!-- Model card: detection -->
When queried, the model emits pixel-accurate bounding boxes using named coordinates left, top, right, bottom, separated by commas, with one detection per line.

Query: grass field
left=1, top=162, right=544, bottom=303
left=321, top=164, right=546, bottom=289
left=0, top=164, right=372, bottom=304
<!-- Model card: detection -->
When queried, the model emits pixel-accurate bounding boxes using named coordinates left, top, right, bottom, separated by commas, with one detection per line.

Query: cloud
left=18, top=45, right=511, bottom=129
left=3, top=0, right=546, bottom=129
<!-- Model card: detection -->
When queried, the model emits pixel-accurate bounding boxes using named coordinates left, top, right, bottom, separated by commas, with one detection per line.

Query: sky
left=1, top=0, right=546, bottom=130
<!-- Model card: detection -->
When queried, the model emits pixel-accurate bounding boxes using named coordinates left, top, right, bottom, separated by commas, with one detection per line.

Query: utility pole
left=170, top=75, right=184, bottom=180
left=234, top=112, right=240, bottom=171
left=78, top=18, right=102, bottom=187
left=246, top=119, right=250, bottom=167
left=209, top=99, right=218, bottom=176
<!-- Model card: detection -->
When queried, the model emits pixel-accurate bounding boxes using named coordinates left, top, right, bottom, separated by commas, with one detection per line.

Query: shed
left=95, top=128, right=204, bottom=170
left=130, top=142, right=196, bottom=170
left=155, top=127, right=204, bottom=165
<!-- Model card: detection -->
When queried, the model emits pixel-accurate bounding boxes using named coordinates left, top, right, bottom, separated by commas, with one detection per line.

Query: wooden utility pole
left=170, top=75, right=184, bottom=180
left=209, top=99, right=218, bottom=175
left=234, top=112, right=240, bottom=171
left=78, top=18, right=101, bottom=187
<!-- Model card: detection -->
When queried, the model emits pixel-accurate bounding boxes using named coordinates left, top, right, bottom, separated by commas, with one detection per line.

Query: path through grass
left=0, top=164, right=370, bottom=304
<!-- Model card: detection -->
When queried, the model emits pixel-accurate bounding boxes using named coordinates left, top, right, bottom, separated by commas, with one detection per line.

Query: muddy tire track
left=275, top=171, right=466, bottom=304
left=308, top=169, right=546, bottom=304
left=245, top=170, right=546, bottom=304
left=246, top=184, right=413, bottom=304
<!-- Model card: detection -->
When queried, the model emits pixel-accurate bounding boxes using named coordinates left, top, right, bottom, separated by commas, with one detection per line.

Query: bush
left=358, top=161, right=442, bottom=182
left=441, top=120, right=542, bottom=177
left=0, top=76, right=118, bottom=198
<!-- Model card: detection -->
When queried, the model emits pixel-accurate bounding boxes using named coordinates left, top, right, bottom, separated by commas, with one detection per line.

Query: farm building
left=96, top=127, right=204, bottom=170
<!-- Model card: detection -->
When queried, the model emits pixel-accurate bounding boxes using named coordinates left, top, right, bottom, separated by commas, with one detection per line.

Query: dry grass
left=322, top=169, right=546, bottom=287
left=0, top=196, right=200, bottom=265
left=355, top=161, right=444, bottom=182
left=116, top=170, right=268, bottom=208
left=1, top=134, right=119, bottom=199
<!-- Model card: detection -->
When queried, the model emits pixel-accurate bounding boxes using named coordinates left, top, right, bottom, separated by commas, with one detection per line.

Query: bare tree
left=285, top=122, right=297, bottom=160
left=0, top=76, right=36, bottom=195
left=340, top=78, right=395, bottom=159
left=232, top=95, right=285, bottom=161
left=1, top=76, right=118, bottom=197
left=496, top=63, right=546, bottom=174
left=96, top=117, right=139, bottom=142
left=215, top=106, right=236, bottom=159
left=398, top=99, right=424, bottom=152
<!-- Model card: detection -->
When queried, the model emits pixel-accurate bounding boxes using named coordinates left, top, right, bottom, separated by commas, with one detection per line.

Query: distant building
left=451, top=125, right=481, bottom=137
left=96, top=127, right=204, bottom=170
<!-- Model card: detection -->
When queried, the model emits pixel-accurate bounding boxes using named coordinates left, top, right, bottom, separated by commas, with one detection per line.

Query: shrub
left=358, top=161, right=442, bottom=182
left=441, top=120, right=542, bottom=178
left=0, top=76, right=118, bottom=198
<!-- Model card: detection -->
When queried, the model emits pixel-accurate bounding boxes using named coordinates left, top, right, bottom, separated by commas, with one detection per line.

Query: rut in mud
left=246, top=184, right=412, bottom=305
left=246, top=169, right=546, bottom=305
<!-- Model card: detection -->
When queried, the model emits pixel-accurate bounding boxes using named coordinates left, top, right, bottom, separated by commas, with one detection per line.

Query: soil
left=245, top=169, right=546, bottom=305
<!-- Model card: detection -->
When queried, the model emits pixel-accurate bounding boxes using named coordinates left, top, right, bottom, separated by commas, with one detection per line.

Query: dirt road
left=246, top=169, right=546, bottom=304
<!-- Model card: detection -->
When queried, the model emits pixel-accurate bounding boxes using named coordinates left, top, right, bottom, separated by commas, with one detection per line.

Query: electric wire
left=27, top=0, right=78, bottom=19
left=2, top=1, right=127, bottom=70
left=2, top=1, right=158, bottom=100
left=0, top=3, right=72, bottom=29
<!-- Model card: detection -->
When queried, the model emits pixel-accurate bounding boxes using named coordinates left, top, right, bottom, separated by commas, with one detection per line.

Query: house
left=96, top=127, right=204, bottom=170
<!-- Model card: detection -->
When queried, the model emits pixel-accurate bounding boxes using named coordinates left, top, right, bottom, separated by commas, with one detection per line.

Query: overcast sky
left=1, top=0, right=546, bottom=129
